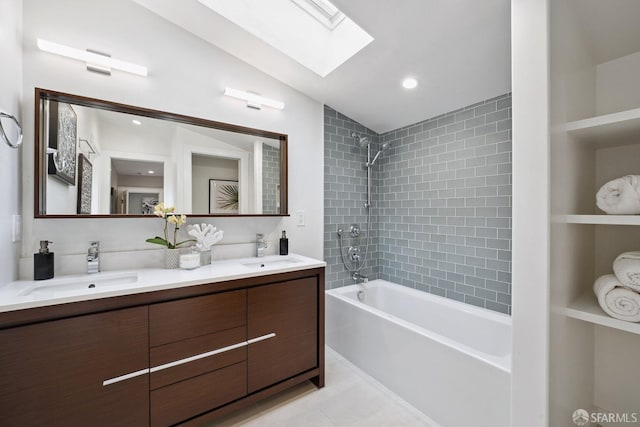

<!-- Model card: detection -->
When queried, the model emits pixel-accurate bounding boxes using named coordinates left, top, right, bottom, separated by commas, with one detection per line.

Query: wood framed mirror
left=34, top=88, right=288, bottom=218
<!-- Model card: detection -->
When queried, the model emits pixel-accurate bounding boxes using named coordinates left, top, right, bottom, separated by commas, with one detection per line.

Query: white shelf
left=564, top=107, right=640, bottom=148
left=552, top=214, right=640, bottom=225
left=565, top=292, right=640, bottom=335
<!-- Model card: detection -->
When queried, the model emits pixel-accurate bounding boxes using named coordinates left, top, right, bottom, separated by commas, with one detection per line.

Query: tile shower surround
left=324, top=94, right=512, bottom=314
left=262, top=144, right=280, bottom=214
left=324, top=107, right=381, bottom=289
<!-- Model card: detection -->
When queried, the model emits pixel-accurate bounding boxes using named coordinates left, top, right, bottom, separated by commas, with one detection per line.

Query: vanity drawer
left=248, top=277, right=318, bottom=393
left=149, top=326, right=246, bottom=390
left=150, top=362, right=247, bottom=427
left=150, top=289, right=246, bottom=347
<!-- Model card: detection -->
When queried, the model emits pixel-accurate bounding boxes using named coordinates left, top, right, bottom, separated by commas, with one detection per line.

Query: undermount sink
left=19, top=272, right=139, bottom=298
left=241, top=256, right=302, bottom=270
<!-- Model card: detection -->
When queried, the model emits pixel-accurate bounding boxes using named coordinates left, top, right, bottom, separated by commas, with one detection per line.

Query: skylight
left=290, top=0, right=346, bottom=30
left=197, top=0, right=374, bottom=77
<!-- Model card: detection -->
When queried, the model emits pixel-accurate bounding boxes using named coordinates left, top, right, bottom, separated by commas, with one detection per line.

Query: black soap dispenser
left=279, top=231, right=289, bottom=256
left=34, top=240, right=54, bottom=280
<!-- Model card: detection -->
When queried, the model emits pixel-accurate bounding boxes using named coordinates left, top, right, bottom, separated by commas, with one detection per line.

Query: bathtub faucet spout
left=352, top=272, right=368, bottom=283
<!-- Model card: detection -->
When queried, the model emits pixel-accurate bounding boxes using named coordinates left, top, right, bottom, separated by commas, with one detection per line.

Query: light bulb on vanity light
left=223, top=87, right=285, bottom=110
left=37, top=38, right=148, bottom=77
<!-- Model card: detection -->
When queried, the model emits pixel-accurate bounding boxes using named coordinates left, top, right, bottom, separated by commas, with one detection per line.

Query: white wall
left=511, top=0, right=550, bottom=425
left=0, top=0, right=23, bottom=286
left=174, top=126, right=251, bottom=214
left=596, top=50, right=640, bottom=116
left=98, top=120, right=174, bottom=212
left=21, top=0, right=323, bottom=274
left=100, top=120, right=174, bottom=156
left=594, top=326, right=640, bottom=420
left=117, top=175, right=163, bottom=189
left=192, top=156, right=238, bottom=214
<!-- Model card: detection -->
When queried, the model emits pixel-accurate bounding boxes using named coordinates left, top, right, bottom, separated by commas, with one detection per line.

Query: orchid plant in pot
left=146, top=203, right=195, bottom=268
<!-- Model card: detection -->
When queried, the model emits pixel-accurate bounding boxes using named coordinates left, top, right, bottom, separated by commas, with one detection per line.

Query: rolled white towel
left=596, top=175, right=640, bottom=214
left=613, top=251, right=640, bottom=292
left=593, top=274, right=640, bottom=322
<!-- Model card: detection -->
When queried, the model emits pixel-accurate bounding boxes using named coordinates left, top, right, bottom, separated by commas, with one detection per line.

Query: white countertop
left=0, top=254, right=325, bottom=314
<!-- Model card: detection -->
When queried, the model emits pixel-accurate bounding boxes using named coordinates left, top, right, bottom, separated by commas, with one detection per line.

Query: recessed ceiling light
left=402, top=77, right=418, bottom=89
left=148, top=170, right=155, bottom=174
left=132, top=119, right=142, bottom=125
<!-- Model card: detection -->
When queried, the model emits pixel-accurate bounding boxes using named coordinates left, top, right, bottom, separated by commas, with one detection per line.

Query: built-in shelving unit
left=552, top=214, right=640, bottom=225
left=565, top=293, right=640, bottom=335
left=564, top=107, right=640, bottom=148
left=548, top=2, right=640, bottom=423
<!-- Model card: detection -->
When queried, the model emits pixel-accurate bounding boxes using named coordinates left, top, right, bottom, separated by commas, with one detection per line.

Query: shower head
left=352, top=132, right=370, bottom=148
left=369, top=141, right=391, bottom=166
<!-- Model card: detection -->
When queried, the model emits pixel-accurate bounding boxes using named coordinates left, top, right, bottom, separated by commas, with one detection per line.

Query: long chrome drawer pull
left=150, top=341, right=248, bottom=373
left=148, top=333, right=277, bottom=375
left=247, top=332, right=276, bottom=344
left=103, top=368, right=150, bottom=386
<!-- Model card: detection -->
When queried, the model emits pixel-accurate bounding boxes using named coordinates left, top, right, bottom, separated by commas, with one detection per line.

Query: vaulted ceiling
left=133, top=0, right=511, bottom=133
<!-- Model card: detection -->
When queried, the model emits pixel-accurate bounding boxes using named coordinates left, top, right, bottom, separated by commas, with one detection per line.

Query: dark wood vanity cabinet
left=0, top=306, right=149, bottom=426
left=0, top=267, right=324, bottom=427
left=150, top=276, right=322, bottom=426
left=248, top=277, right=318, bottom=393
left=149, top=290, right=248, bottom=427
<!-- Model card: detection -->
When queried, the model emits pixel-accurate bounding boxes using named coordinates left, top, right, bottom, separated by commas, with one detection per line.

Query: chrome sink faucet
left=87, top=241, right=100, bottom=274
left=256, top=234, right=268, bottom=257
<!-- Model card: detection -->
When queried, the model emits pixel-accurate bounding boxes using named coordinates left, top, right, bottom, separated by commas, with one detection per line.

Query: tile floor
left=210, top=347, right=435, bottom=426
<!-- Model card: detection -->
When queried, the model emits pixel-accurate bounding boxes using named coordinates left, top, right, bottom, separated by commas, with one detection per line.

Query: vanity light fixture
left=132, top=119, right=142, bottom=125
left=148, top=170, right=155, bottom=174
left=402, top=77, right=418, bottom=89
left=223, top=87, right=285, bottom=110
left=37, top=39, right=148, bottom=77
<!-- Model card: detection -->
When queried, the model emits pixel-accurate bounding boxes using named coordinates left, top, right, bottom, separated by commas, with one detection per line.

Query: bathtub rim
left=326, top=279, right=512, bottom=373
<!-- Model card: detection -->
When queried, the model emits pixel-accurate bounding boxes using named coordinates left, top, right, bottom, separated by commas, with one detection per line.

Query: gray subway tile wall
left=324, top=106, right=381, bottom=289
left=262, top=144, right=280, bottom=214
left=323, top=94, right=512, bottom=314
left=378, top=93, right=512, bottom=314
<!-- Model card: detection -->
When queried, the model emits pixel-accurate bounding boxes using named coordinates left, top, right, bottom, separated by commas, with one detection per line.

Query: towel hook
left=0, top=111, right=23, bottom=149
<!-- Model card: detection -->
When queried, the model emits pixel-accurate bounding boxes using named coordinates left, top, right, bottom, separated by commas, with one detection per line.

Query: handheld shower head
left=369, top=141, right=392, bottom=166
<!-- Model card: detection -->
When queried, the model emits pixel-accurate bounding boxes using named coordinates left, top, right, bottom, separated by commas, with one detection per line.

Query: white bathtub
left=326, top=280, right=511, bottom=427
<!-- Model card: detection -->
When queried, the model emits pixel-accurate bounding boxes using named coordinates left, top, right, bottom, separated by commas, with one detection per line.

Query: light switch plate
left=12, top=214, right=21, bottom=242
left=295, top=210, right=305, bottom=227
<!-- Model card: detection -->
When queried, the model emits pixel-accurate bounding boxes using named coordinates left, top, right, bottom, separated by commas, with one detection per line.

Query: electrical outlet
left=295, top=210, right=305, bottom=227
left=11, top=214, right=21, bottom=242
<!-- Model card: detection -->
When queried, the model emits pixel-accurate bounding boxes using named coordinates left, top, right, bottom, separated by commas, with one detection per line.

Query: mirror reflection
left=37, top=90, right=286, bottom=217
left=111, top=159, right=164, bottom=215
